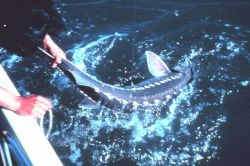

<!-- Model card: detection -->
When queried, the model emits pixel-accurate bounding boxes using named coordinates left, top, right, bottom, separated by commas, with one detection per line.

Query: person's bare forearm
left=0, top=86, right=52, bottom=118
left=43, top=34, right=66, bottom=68
left=0, top=86, right=20, bottom=112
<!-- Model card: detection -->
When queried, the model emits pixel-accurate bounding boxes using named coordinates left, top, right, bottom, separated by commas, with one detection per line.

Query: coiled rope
left=37, top=47, right=56, bottom=138
left=38, top=109, right=53, bottom=138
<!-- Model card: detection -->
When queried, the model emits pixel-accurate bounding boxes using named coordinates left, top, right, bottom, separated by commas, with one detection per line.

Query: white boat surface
left=0, top=64, right=62, bottom=166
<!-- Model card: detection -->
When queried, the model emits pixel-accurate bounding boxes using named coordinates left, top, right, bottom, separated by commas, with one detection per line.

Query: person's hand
left=15, top=95, right=52, bottom=119
left=43, top=33, right=66, bottom=68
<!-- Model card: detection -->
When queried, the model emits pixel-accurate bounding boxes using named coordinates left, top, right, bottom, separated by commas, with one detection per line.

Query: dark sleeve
left=0, top=0, right=64, bottom=56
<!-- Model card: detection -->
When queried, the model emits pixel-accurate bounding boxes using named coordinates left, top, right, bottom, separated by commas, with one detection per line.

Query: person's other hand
left=15, top=95, right=52, bottom=119
left=43, top=33, right=66, bottom=68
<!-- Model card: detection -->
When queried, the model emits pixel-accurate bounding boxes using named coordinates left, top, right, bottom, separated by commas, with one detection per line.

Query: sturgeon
left=39, top=48, right=192, bottom=110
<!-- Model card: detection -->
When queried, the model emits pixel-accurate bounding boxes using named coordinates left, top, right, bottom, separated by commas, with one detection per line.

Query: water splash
left=48, top=27, right=249, bottom=165
left=67, top=33, right=128, bottom=72
left=1, top=54, right=23, bottom=69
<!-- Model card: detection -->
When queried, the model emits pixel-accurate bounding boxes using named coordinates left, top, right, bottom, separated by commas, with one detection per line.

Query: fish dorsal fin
left=145, top=51, right=171, bottom=77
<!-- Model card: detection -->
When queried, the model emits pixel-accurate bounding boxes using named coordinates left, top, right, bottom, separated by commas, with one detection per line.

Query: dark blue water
left=1, top=0, right=250, bottom=165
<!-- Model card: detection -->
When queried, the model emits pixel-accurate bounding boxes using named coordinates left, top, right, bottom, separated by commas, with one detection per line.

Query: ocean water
left=1, top=0, right=250, bottom=165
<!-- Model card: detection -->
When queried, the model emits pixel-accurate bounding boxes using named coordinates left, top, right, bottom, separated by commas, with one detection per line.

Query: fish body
left=39, top=47, right=192, bottom=110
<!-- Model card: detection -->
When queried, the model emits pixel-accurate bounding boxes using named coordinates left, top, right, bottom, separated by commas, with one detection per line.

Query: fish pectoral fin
left=145, top=51, right=171, bottom=77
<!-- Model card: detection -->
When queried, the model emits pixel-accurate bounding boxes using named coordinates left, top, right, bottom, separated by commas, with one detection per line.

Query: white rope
left=37, top=47, right=55, bottom=138
left=38, top=109, right=53, bottom=138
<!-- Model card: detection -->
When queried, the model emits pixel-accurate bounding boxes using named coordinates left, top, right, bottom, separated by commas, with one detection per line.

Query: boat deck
left=0, top=65, right=62, bottom=166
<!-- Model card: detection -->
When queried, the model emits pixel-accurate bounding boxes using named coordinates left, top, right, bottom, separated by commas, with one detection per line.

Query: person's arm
left=43, top=34, right=66, bottom=68
left=0, top=86, right=52, bottom=118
